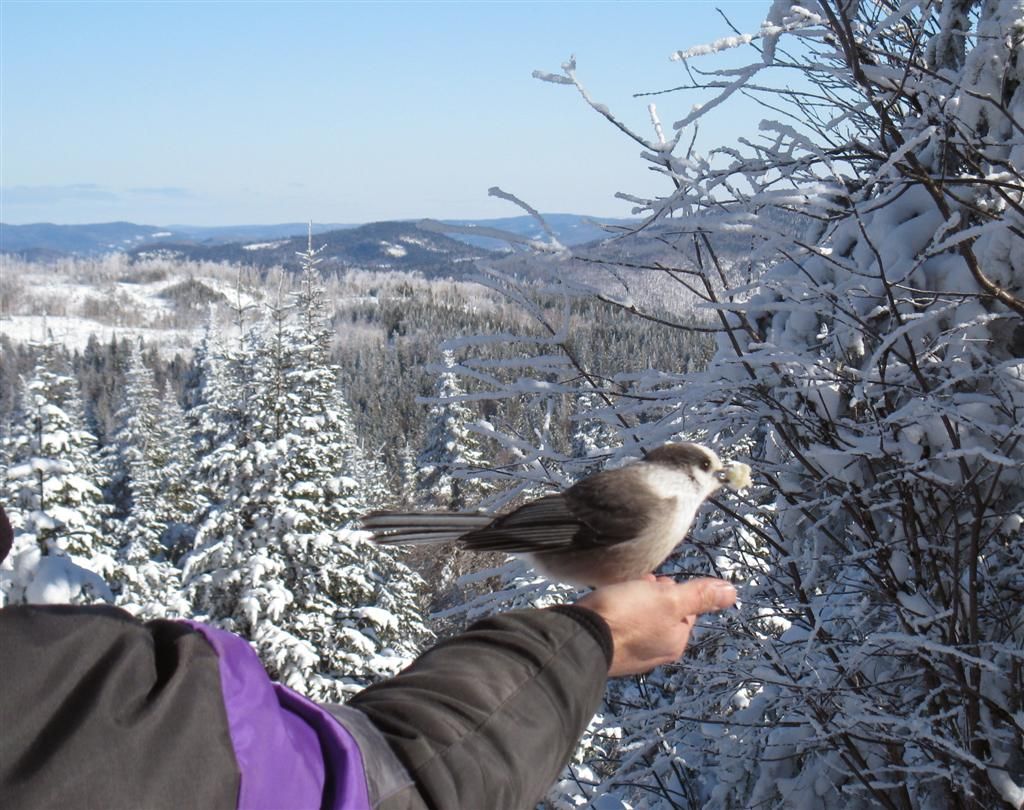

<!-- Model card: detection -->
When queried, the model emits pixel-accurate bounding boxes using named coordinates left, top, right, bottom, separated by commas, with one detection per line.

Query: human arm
left=342, top=605, right=611, bottom=810
left=341, top=576, right=736, bottom=809
left=0, top=576, right=735, bottom=810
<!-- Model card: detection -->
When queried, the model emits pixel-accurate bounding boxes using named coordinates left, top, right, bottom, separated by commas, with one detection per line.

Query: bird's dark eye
left=700, top=458, right=711, bottom=472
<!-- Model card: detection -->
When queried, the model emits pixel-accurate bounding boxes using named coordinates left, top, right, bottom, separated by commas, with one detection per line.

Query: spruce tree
left=1, top=350, right=114, bottom=605
left=566, top=387, right=619, bottom=480
left=107, top=345, right=192, bottom=618
left=185, top=230, right=430, bottom=699
left=416, top=350, right=487, bottom=509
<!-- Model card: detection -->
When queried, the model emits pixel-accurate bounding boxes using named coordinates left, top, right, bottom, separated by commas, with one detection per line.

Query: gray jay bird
left=362, top=443, right=751, bottom=588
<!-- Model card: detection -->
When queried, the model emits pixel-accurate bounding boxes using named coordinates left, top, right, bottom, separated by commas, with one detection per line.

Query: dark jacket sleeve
left=0, top=604, right=239, bottom=810
left=1, top=601, right=611, bottom=810
left=344, top=605, right=612, bottom=810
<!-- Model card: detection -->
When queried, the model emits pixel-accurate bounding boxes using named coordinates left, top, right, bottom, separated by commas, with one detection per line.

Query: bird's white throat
left=648, top=464, right=713, bottom=552
left=640, top=464, right=707, bottom=500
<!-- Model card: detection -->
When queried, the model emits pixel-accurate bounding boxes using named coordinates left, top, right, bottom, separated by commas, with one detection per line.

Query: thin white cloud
left=127, top=186, right=195, bottom=198
left=2, top=184, right=120, bottom=204
left=1, top=184, right=198, bottom=206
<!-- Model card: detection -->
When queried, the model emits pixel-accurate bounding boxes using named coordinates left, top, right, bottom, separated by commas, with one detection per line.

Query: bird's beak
left=716, top=462, right=752, bottom=490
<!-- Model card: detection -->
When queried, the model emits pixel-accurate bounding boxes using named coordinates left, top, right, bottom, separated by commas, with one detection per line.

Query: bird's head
left=644, top=443, right=751, bottom=494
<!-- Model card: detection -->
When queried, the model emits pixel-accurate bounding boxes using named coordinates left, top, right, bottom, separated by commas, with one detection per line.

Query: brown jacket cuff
left=548, top=604, right=613, bottom=669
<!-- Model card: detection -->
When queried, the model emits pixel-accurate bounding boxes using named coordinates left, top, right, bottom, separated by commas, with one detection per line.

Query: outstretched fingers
left=672, top=577, right=737, bottom=616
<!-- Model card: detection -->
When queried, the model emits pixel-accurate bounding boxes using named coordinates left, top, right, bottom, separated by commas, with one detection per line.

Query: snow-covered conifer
left=184, top=317, right=241, bottom=458
left=395, top=441, right=420, bottom=507
left=156, top=383, right=203, bottom=558
left=185, top=230, right=430, bottom=699
left=566, top=387, right=619, bottom=480
left=107, top=345, right=193, bottom=617
left=416, top=350, right=488, bottom=508
left=1, top=350, right=115, bottom=605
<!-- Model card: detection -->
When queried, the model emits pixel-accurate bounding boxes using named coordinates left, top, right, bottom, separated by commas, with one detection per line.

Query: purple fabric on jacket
left=184, top=621, right=372, bottom=810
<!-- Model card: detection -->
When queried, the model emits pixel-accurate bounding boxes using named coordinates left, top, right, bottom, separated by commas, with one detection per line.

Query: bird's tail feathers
left=361, top=510, right=492, bottom=546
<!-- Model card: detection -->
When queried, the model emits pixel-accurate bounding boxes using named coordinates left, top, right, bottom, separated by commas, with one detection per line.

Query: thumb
left=674, top=577, right=737, bottom=615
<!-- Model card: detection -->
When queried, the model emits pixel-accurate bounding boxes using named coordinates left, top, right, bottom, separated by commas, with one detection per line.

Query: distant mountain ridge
left=129, top=221, right=493, bottom=279
left=0, top=221, right=188, bottom=260
left=0, top=214, right=635, bottom=260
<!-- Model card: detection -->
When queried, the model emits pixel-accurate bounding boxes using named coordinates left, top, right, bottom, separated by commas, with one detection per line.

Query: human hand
left=576, top=575, right=737, bottom=677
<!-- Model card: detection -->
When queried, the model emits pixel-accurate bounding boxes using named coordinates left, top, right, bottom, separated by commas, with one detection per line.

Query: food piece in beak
left=716, top=462, right=752, bottom=491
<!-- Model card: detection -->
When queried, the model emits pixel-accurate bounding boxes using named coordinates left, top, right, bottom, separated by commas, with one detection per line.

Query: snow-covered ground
left=0, top=258, right=261, bottom=356
left=380, top=241, right=408, bottom=258
left=397, top=235, right=443, bottom=252
left=242, top=240, right=289, bottom=251
left=0, top=314, right=197, bottom=355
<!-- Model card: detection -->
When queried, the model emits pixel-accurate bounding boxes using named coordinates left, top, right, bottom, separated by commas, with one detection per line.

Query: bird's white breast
left=632, top=466, right=707, bottom=569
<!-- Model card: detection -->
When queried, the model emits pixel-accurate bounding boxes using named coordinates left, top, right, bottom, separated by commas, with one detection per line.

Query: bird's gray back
left=459, top=465, right=666, bottom=554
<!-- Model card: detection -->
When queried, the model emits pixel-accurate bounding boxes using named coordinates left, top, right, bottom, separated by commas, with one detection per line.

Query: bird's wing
left=460, top=467, right=668, bottom=553
left=459, top=495, right=583, bottom=553
left=562, top=465, right=667, bottom=546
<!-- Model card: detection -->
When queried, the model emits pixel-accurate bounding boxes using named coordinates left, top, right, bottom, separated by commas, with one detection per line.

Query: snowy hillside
left=0, top=255, right=258, bottom=355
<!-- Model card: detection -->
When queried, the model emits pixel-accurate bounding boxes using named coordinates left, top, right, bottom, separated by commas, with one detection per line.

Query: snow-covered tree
left=429, top=2, right=1024, bottom=807
left=416, top=349, right=488, bottom=508
left=106, top=344, right=193, bottom=618
left=0, top=350, right=114, bottom=605
left=567, top=386, right=621, bottom=480
left=185, top=231, right=430, bottom=699
left=395, top=441, right=420, bottom=506
left=184, top=316, right=241, bottom=459
left=155, top=382, right=204, bottom=556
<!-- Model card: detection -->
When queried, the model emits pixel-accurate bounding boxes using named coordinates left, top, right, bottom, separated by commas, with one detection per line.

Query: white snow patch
left=1, top=315, right=195, bottom=356
left=352, top=606, right=399, bottom=632
left=6, top=542, right=115, bottom=605
left=397, top=235, right=440, bottom=251
left=0, top=262, right=262, bottom=357
left=242, top=240, right=289, bottom=251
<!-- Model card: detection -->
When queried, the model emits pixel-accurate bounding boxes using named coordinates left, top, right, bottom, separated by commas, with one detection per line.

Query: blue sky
left=1, top=1, right=772, bottom=225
